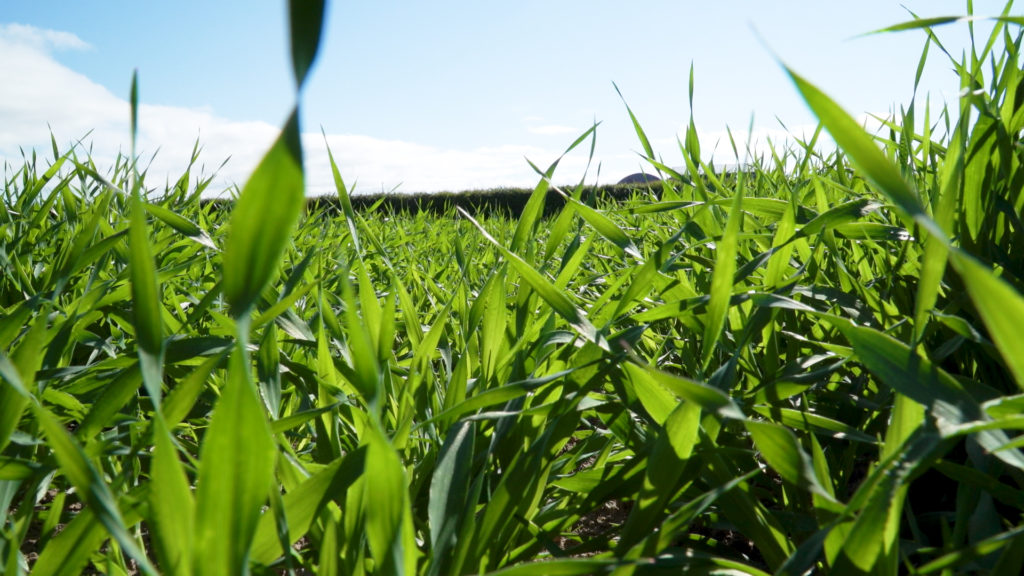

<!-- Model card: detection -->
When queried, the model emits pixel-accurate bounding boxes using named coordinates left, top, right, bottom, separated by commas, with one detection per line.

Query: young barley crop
left=2, top=2, right=1024, bottom=575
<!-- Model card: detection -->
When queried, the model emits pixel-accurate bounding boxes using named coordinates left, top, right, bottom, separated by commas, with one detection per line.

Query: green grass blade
left=949, top=249, right=1024, bottom=391
left=31, top=403, right=157, bottom=575
left=568, top=198, right=641, bottom=259
left=614, top=82, right=655, bottom=161
left=143, top=201, right=216, bottom=249
left=322, top=128, right=362, bottom=254
left=130, top=70, right=139, bottom=157
left=701, top=185, right=743, bottom=371
left=618, top=402, right=700, bottom=551
left=129, top=188, right=165, bottom=406
left=193, top=345, right=277, bottom=575
left=744, top=420, right=839, bottom=505
left=364, top=424, right=417, bottom=575
left=257, top=321, right=282, bottom=417
left=480, top=267, right=508, bottom=385
left=163, top=353, right=224, bottom=428
left=993, top=531, right=1024, bottom=575
left=483, top=558, right=619, bottom=575
left=795, top=197, right=880, bottom=238
left=459, top=207, right=608, bottom=351
left=250, top=447, right=367, bottom=565
left=917, top=526, right=1024, bottom=574
left=123, top=69, right=165, bottom=410
left=868, top=15, right=1024, bottom=35
left=31, top=508, right=107, bottom=576
left=75, top=366, right=141, bottom=438
left=700, top=449, right=794, bottom=568
left=784, top=65, right=946, bottom=242
left=516, top=124, right=598, bottom=257
left=341, top=269, right=383, bottom=408
left=149, top=415, right=195, bottom=576
left=0, top=311, right=47, bottom=452
left=624, top=363, right=745, bottom=421
left=830, top=315, right=1024, bottom=470
left=832, top=428, right=942, bottom=575
left=427, top=421, right=476, bottom=576
left=288, top=0, right=326, bottom=89
left=222, top=110, right=305, bottom=318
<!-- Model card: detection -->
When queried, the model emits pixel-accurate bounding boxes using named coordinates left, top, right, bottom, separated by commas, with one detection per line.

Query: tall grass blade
left=129, top=180, right=164, bottom=405
left=31, top=403, right=157, bottom=575
left=830, top=315, right=1024, bottom=469
left=250, top=447, right=367, bottom=565
left=31, top=508, right=107, bottom=576
left=459, top=207, right=608, bottom=351
left=364, top=424, right=417, bottom=575
left=323, top=129, right=362, bottom=254
left=0, top=311, right=46, bottom=452
left=745, top=420, right=838, bottom=504
left=515, top=125, right=596, bottom=256
left=624, top=363, right=744, bottom=420
left=143, top=201, right=216, bottom=249
left=149, top=416, right=195, bottom=576
left=701, top=184, right=743, bottom=371
left=289, top=0, right=326, bottom=89
left=614, top=82, right=655, bottom=161
left=618, top=402, right=700, bottom=551
left=222, top=111, right=305, bottom=317
left=125, top=71, right=165, bottom=407
left=949, top=250, right=1024, bottom=390
left=784, top=65, right=946, bottom=241
left=193, top=345, right=277, bottom=575
left=427, top=421, right=476, bottom=576
left=869, top=15, right=1024, bottom=35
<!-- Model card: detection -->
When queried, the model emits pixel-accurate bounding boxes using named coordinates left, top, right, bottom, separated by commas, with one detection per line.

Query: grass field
left=2, top=2, right=1024, bottom=575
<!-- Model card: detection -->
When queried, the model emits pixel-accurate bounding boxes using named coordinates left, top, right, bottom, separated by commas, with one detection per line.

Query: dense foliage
left=300, top=183, right=668, bottom=219
left=1, top=2, right=1024, bottom=575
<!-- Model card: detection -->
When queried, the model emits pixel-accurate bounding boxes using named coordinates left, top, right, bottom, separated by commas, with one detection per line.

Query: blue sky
left=0, top=1, right=1005, bottom=194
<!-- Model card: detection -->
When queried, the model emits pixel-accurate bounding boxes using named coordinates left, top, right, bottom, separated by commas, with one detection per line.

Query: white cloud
left=8, top=24, right=840, bottom=197
left=306, top=134, right=601, bottom=194
left=655, top=122, right=840, bottom=171
left=0, top=26, right=117, bottom=151
left=0, top=24, right=608, bottom=196
left=0, top=23, right=91, bottom=52
left=0, top=24, right=283, bottom=195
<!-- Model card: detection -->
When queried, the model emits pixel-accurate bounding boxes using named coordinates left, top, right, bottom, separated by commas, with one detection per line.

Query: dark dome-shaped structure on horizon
left=617, top=172, right=661, bottom=185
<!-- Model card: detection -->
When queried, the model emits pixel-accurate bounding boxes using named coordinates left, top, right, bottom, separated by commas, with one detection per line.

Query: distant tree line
left=201, top=181, right=665, bottom=219
left=198, top=168, right=756, bottom=219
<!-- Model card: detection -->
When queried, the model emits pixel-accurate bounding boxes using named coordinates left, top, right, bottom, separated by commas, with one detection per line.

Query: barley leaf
left=149, top=415, right=195, bottom=576
left=32, top=402, right=158, bottom=575
left=250, top=447, right=367, bottom=565
left=949, top=249, right=1024, bottom=391
left=222, top=110, right=305, bottom=318
left=745, top=419, right=839, bottom=504
left=129, top=190, right=164, bottom=406
left=193, top=345, right=277, bottom=575
left=701, top=185, right=743, bottom=371
left=289, top=0, right=326, bottom=89
left=460, top=207, right=608, bottom=351
left=364, top=424, right=417, bottom=575
left=785, top=65, right=947, bottom=242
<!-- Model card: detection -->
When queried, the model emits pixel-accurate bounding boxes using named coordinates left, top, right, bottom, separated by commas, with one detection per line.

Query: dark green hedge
left=202, top=181, right=666, bottom=219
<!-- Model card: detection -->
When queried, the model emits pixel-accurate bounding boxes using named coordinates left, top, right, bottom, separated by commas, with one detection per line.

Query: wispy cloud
left=0, top=23, right=91, bottom=52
